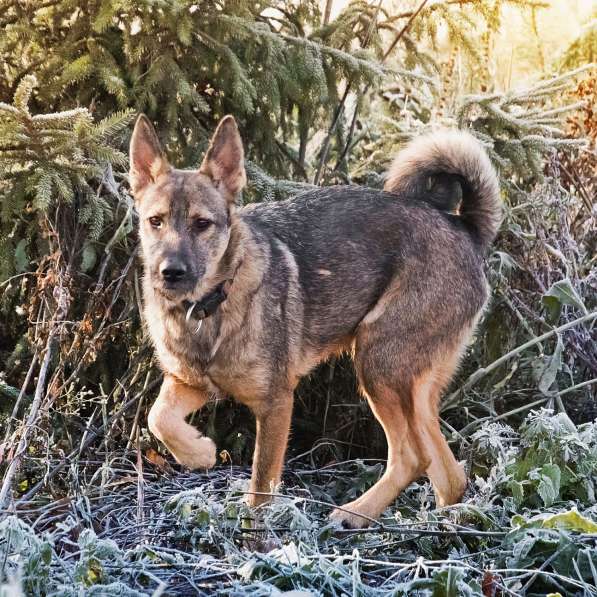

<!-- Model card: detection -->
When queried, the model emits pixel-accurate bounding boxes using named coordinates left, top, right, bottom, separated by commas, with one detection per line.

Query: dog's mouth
left=154, top=283, right=195, bottom=302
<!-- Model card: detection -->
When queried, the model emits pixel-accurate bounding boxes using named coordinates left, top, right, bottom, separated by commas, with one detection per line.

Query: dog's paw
left=172, top=435, right=217, bottom=470
left=329, top=503, right=374, bottom=530
left=434, top=461, right=468, bottom=508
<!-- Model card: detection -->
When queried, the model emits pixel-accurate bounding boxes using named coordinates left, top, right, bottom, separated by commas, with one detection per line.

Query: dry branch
left=0, top=283, right=70, bottom=513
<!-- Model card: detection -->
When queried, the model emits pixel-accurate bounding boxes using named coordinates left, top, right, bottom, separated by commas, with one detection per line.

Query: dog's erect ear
left=199, top=116, right=246, bottom=199
left=129, top=115, right=171, bottom=196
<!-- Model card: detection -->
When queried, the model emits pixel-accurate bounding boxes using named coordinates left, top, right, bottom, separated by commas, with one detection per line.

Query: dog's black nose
left=160, top=260, right=187, bottom=283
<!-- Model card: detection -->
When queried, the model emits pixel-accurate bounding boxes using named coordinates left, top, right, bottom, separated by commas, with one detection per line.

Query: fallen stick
left=1, top=354, right=37, bottom=447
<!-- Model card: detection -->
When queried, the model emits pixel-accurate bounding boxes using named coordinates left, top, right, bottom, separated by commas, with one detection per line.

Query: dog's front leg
left=248, top=394, right=293, bottom=507
left=147, top=375, right=216, bottom=469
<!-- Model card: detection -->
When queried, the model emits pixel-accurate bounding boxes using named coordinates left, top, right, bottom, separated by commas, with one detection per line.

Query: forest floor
left=4, top=408, right=597, bottom=596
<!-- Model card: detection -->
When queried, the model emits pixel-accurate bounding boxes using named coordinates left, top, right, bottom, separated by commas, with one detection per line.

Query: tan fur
left=199, top=115, right=247, bottom=197
left=148, top=376, right=216, bottom=469
left=384, top=130, right=493, bottom=194
left=384, top=129, right=501, bottom=249
left=330, top=332, right=472, bottom=527
left=331, top=387, right=427, bottom=527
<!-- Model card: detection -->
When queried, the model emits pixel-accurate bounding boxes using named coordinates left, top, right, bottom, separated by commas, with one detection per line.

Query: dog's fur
left=130, top=115, right=501, bottom=528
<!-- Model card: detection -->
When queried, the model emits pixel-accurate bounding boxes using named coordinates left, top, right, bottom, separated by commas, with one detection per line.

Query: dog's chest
left=149, top=307, right=269, bottom=403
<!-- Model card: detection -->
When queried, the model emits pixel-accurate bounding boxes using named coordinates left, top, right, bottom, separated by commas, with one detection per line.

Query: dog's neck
left=214, top=213, right=265, bottom=309
left=180, top=217, right=244, bottom=322
left=214, top=212, right=244, bottom=283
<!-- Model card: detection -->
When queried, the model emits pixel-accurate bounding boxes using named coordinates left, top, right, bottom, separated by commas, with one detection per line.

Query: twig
left=136, top=427, right=145, bottom=531
left=323, top=0, right=333, bottom=25
left=322, top=358, right=337, bottom=435
left=17, top=378, right=160, bottom=504
left=313, top=86, right=351, bottom=185
left=381, top=0, right=429, bottom=62
left=242, top=490, right=383, bottom=528
left=332, top=0, right=429, bottom=175
left=0, top=285, right=69, bottom=513
left=443, top=311, right=597, bottom=410
left=458, top=378, right=597, bottom=437
left=59, top=245, right=138, bottom=393
left=314, top=0, right=389, bottom=185
left=333, top=95, right=361, bottom=173
left=1, top=353, right=37, bottom=447
left=334, top=525, right=506, bottom=538
left=520, top=547, right=563, bottom=593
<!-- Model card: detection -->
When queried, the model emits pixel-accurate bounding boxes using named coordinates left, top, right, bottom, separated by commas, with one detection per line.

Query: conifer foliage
left=0, top=0, right=381, bottom=173
left=0, top=75, right=133, bottom=280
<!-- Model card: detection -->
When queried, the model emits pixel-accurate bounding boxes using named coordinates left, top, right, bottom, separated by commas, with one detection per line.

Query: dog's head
left=129, top=114, right=246, bottom=302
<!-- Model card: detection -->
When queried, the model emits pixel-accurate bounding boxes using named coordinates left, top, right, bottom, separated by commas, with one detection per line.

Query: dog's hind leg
left=331, top=316, right=470, bottom=528
left=148, top=375, right=216, bottom=469
left=247, top=392, right=294, bottom=508
left=330, top=381, right=427, bottom=528
left=413, top=350, right=468, bottom=508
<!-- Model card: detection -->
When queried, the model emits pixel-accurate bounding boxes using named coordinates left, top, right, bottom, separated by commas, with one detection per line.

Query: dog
left=129, top=114, right=501, bottom=528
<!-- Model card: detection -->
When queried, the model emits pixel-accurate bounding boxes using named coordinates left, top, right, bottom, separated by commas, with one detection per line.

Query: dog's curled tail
left=384, top=129, right=501, bottom=249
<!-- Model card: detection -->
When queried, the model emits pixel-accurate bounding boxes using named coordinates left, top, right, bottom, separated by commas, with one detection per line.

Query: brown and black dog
left=129, top=115, right=501, bottom=528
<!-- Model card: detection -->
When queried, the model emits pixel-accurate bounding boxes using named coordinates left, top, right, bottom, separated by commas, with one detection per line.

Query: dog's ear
left=199, top=115, right=246, bottom=200
left=129, top=114, right=171, bottom=196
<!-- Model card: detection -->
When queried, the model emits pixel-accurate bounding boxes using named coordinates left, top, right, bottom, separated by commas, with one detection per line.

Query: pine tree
left=0, top=0, right=382, bottom=176
left=0, top=75, right=133, bottom=280
left=307, top=0, right=568, bottom=185
left=558, top=15, right=597, bottom=72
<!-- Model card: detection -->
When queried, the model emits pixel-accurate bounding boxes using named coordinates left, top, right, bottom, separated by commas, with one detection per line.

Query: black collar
left=182, top=281, right=230, bottom=322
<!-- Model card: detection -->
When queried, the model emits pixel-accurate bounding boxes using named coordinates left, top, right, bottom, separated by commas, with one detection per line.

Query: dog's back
left=239, top=130, right=501, bottom=527
left=241, top=128, right=500, bottom=359
left=242, top=190, right=484, bottom=347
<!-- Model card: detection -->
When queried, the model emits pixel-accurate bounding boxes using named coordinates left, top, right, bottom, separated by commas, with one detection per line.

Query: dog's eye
left=148, top=216, right=163, bottom=229
left=193, top=218, right=212, bottom=232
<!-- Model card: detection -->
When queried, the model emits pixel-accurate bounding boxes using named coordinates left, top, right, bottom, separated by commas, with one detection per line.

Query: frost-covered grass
left=2, top=409, right=597, bottom=596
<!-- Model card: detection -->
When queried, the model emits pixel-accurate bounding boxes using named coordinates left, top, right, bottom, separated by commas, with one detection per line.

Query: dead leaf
left=482, top=571, right=501, bottom=597
left=145, top=448, right=173, bottom=473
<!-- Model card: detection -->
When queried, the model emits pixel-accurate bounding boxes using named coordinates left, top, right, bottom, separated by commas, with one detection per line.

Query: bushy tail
left=384, top=129, right=502, bottom=250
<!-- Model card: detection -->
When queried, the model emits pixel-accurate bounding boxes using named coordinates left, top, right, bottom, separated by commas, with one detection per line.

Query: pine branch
left=391, top=0, right=549, bottom=21
left=0, top=0, right=61, bottom=27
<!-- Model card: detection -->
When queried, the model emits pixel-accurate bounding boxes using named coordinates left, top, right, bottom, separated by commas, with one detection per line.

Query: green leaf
left=511, top=509, right=597, bottom=533
left=541, top=509, right=597, bottom=533
left=536, top=463, right=561, bottom=507
left=193, top=509, right=211, bottom=528
left=542, top=295, right=562, bottom=322
left=542, top=278, right=588, bottom=322
left=511, top=514, right=526, bottom=528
